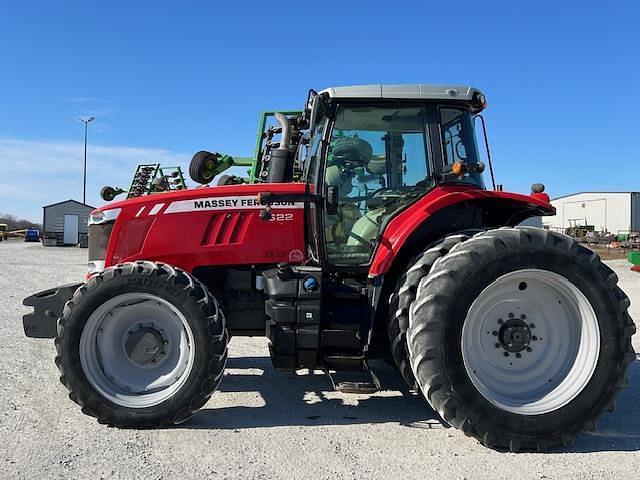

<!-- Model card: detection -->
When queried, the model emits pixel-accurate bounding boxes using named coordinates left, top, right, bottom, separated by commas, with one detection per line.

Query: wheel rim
left=203, top=160, right=214, bottom=180
left=461, top=269, right=600, bottom=415
left=80, top=293, right=195, bottom=408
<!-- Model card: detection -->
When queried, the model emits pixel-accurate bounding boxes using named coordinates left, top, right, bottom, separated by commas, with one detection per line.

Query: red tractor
left=23, top=85, right=635, bottom=451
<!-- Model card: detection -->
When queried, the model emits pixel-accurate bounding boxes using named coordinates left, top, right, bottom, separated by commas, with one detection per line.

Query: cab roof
left=318, top=84, right=486, bottom=112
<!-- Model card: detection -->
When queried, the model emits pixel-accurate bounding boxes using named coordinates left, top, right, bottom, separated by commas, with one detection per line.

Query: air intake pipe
left=265, top=112, right=294, bottom=183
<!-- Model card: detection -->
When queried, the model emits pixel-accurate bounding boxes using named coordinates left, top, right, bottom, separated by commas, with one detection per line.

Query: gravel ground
left=1, top=239, right=639, bottom=480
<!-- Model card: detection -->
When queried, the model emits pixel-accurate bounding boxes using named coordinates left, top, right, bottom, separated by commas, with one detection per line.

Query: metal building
left=542, top=192, right=640, bottom=234
left=42, top=200, right=94, bottom=246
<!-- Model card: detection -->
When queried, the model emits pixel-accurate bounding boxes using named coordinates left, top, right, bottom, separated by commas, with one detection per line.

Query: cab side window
left=323, top=105, right=433, bottom=266
left=440, top=108, right=485, bottom=188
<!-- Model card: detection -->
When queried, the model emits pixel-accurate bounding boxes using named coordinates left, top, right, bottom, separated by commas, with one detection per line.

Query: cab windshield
left=323, top=105, right=433, bottom=266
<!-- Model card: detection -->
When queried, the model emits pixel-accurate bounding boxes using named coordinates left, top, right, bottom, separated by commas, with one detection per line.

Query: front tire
left=55, top=261, right=228, bottom=427
left=408, top=227, right=635, bottom=451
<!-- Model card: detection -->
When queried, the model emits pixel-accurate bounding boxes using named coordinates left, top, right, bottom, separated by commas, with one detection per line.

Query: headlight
left=88, top=208, right=121, bottom=226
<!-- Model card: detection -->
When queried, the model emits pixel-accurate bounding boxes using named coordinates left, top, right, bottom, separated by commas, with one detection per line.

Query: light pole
left=79, top=116, right=95, bottom=205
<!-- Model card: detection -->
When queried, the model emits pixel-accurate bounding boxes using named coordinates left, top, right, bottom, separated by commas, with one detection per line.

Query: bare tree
left=0, top=213, right=42, bottom=231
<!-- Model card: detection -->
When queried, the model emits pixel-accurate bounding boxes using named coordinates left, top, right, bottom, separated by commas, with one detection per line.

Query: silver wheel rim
left=79, top=293, right=195, bottom=408
left=461, top=269, right=600, bottom=415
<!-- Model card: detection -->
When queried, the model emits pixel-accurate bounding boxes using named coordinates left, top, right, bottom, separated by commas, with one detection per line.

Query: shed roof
left=43, top=199, right=95, bottom=209
left=552, top=191, right=639, bottom=201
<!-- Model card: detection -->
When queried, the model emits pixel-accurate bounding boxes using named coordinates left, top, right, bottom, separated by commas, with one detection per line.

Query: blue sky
left=0, top=0, right=638, bottom=222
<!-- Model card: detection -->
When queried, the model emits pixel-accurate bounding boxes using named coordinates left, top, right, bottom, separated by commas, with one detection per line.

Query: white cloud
left=77, top=106, right=115, bottom=118
left=68, top=97, right=116, bottom=124
left=0, top=137, right=190, bottom=222
left=68, top=97, right=109, bottom=104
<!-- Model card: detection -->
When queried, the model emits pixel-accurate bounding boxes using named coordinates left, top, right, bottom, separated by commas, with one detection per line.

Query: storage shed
left=42, top=200, right=94, bottom=246
left=542, top=192, right=640, bottom=234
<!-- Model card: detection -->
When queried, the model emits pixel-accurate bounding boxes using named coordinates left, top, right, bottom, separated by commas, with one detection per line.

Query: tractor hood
left=88, top=182, right=308, bottom=275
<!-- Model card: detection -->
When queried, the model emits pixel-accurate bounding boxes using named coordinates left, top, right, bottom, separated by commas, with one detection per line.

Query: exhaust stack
left=265, top=113, right=294, bottom=183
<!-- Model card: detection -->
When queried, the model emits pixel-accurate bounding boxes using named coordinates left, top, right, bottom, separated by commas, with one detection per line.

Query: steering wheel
left=365, top=187, right=405, bottom=208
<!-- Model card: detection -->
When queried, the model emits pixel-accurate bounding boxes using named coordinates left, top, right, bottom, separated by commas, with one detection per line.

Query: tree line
left=0, top=213, right=42, bottom=231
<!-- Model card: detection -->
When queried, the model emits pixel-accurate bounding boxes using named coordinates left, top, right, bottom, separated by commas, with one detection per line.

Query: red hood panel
left=102, top=183, right=307, bottom=272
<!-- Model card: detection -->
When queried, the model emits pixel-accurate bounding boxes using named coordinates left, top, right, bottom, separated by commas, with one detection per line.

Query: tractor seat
left=346, top=208, right=384, bottom=248
left=326, top=208, right=385, bottom=265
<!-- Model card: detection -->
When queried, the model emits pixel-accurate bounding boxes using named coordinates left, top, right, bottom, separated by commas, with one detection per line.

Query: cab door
left=302, top=103, right=331, bottom=265
left=309, top=102, right=436, bottom=271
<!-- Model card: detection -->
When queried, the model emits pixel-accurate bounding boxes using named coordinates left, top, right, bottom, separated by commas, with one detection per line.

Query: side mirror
left=308, top=92, right=320, bottom=132
left=304, top=89, right=317, bottom=130
left=308, top=91, right=329, bottom=132
left=326, top=185, right=339, bottom=215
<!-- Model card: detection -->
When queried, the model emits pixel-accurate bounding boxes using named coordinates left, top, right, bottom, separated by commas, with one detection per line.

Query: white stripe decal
left=164, top=196, right=304, bottom=214
left=149, top=203, right=165, bottom=215
left=135, top=206, right=146, bottom=218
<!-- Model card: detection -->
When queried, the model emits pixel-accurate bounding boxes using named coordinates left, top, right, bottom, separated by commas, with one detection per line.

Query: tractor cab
left=258, top=85, right=501, bottom=377
left=300, top=85, right=488, bottom=268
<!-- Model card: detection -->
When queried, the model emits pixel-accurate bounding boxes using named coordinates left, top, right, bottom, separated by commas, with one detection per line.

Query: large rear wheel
left=55, top=261, right=228, bottom=427
left=408, top=227, right=636, bottom=451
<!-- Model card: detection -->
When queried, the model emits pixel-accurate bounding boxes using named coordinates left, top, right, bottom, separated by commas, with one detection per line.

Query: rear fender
left=370, top=187, right=555, bottom=278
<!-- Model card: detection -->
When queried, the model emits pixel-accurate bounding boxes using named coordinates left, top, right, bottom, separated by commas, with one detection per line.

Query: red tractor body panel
left=98, top=183, right=308, bottom=273
left=369, top=186, right=555, bottom=276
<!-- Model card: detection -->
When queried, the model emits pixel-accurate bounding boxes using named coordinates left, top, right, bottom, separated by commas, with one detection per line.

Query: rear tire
left=388, top=231, right=479, bottom=387
left=408, top=227, right=635, bottom=451
left=55, top=261, right=228, bottom=427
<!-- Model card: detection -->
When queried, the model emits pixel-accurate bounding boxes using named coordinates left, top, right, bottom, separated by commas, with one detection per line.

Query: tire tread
left=407, top=227, right=636, bottom=452
left=55, top=261, right=228, bottom=428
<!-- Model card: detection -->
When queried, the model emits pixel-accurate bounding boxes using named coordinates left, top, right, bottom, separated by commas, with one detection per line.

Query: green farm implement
left=101, top=110, right=302, bottom=202
left=101, top=164, right=187, bottom=201
left=629, top=251, right=640, bottom=272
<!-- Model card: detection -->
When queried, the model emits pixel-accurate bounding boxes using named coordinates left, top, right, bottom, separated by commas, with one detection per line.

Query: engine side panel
left=101, top=183, right=307, bottom=272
